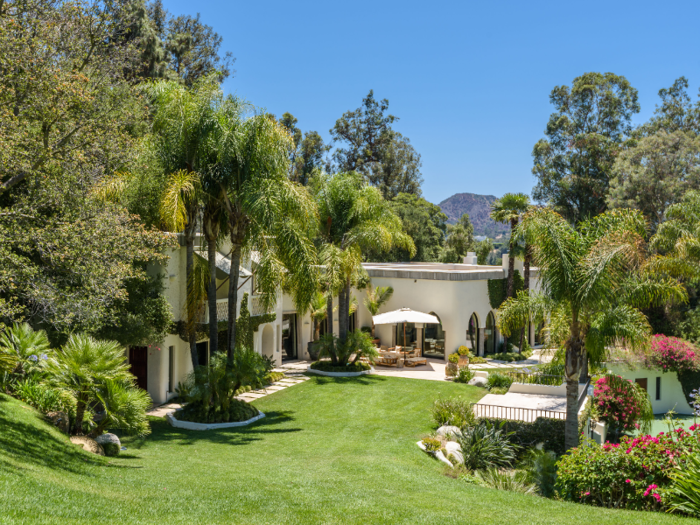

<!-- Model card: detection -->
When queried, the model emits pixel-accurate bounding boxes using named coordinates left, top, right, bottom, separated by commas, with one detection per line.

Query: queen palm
left=364, top=285, right=394, bottom=338
left=650, top=190, right=700, bottom=278
left=313, top=172, right=414, bottom=344
left=219, top=112, right=318, bottom=358
left=490, top=193, right=531, bottom=299
left=498, top=208, right=686, bottom=451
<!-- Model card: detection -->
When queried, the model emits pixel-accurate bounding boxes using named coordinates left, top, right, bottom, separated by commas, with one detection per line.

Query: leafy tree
left=312, top=172, right=414, bottom=345
left=650, top=190, right=700, bottom=278
left=609, top=131, right=700, bottom=230
left=330, top=91, right=422, bottom=198
left=476, top=238, right=494, bottom=265
left=532, top=72, right=640, bottom=224
left=363, top=285, right=394, bottom=338
left=498, top=208, right=686, bottom=450
left=491, top=193, right=530, bottom=298
left=277, top=112, right=330, bottom=185
left=440, top=213, right=475, bottom=263
left=637, top=77, right=700, bottom=136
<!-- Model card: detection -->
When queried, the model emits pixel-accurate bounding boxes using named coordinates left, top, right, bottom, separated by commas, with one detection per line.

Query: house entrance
left=129, top=347, right=148, bottom=391
left=282, top=313, right=298, bottom=361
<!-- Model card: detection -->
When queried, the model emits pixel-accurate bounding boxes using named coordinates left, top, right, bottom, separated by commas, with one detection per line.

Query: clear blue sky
left=164, top=0, right=700, bottom=205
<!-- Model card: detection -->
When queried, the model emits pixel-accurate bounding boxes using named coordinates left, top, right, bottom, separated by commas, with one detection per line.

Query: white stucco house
left=130, top=240, right=540, bottom=406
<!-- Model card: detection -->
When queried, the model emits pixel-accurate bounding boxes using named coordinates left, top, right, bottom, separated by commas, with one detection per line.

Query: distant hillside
left=438, top=193, right=509, bottom=238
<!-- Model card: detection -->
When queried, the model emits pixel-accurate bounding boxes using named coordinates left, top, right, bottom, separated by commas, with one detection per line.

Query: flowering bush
left=645, top=335, right=700, bottom=374
left=556, top=425, right=700, bottom=511
left=593, top=374, right=653, bottom=439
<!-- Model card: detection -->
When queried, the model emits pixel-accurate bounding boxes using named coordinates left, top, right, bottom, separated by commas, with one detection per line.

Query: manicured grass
left=0, top=378, right=695, bottom=524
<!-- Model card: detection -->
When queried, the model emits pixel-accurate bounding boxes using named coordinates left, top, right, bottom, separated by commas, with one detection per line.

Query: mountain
left=438, top=192, right=509, bottom=238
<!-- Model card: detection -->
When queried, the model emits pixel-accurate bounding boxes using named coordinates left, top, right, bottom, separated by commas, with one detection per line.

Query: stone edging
left=416, top=440, right=453, bottom=467
left=306, top=367, right=375, bottom=377
left=167, top=410, right=265, bottom=431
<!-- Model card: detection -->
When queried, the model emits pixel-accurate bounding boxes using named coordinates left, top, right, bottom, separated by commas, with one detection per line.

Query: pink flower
left=625, top=479, right=631, bottom=483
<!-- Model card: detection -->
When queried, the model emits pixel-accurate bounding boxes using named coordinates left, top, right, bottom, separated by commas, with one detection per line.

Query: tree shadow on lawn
left=131, top=410, right=301, bottom=449
left=308, top=375, right=389, bottom=387
left=0, top=397, right=105, bottom=475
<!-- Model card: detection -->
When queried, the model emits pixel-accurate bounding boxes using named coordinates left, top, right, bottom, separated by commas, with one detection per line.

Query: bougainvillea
left=593, top=374, right=652, bottom=440
left=645, top=335, right=700, bottom=374
left=556, top=425, right=700, bottom=511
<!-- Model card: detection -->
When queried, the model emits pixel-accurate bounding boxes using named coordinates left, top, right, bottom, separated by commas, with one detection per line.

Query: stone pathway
left=146, top=371, right=309, bottom=417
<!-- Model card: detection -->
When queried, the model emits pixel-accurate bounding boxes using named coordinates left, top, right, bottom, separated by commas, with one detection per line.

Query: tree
left=330, top=91, right=422, bottom=198
left=476, top=238, right=494, bottom=265
left=277, top=113, right=330, bottom=185
left=219, top=111, right=318, bottom=358
left=532, top=72, right=640, bottom=224
left=440, top=213, right=476, bottom=263
left=637, top=77, right=700, bottom=136
left=609, top=131, right=700, bottom=230
left=313, top=172, right=414, bottom=348
left=490, top=193, right=530, bottom=299
left=498, top=208, right=686, bottom=450
left=363, top=285, right=394, bottom=338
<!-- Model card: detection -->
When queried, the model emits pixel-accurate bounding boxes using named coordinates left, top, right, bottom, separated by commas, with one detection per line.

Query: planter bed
left=307, top=367, right=375, bottom=377
left=167, top=409, right=265, bottom=431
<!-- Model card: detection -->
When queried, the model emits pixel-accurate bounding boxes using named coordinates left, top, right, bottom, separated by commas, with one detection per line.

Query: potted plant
left=456, top=346, right=471, bottom=367
left=446, top=353, right=459, bottom=378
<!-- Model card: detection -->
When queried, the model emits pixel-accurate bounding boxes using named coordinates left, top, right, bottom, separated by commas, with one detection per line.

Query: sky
left=163, top=0, right=700, bottom=205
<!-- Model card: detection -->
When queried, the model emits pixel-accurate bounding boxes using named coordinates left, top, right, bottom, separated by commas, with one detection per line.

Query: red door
left=129, top=347, right=148, bottom=391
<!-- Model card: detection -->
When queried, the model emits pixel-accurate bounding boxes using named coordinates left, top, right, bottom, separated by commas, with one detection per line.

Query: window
left=656, top=376, right=661, bottom=401
left=168, top=346, right=174, bottom=393
left=196, top=341, right=209, bottom=366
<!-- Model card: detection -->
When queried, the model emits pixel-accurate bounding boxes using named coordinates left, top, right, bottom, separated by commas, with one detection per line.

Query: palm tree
left=498, top=208, right=686, bottom=451
left=46, top=334, right=133, bottom=435
left=148, top=77, right=224, bottom=367
left=490, top=193, right=531, bottom=299
left=219, top=112, right=318, bottom=358
left=313, top=172, right=414, bottom=345
left=364, top=285, right=394, bottom=338
left=310, top=291, right=334, bottom=341
left=0, top=322, right=51, bottom=377
left=650, top=190, right=700, bottom=277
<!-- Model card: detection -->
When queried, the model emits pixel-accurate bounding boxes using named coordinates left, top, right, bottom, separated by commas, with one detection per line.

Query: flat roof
left=362, top=262, right=506, bottom=281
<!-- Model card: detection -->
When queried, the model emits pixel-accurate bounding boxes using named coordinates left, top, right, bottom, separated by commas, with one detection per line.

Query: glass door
left=282, top=313, right=298, bottom=361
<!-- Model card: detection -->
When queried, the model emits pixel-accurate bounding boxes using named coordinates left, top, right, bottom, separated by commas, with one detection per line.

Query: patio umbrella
left=372, top=309, right=439, bottom=366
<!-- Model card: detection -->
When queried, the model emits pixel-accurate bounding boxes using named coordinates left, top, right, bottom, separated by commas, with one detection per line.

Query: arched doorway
left=262, top=324, right=274, bottom=359
left=468, top=313, right=480, bottom=355
left=484, top=311, right=497, bottom=355
left=423, top=312, right=445, bottom=359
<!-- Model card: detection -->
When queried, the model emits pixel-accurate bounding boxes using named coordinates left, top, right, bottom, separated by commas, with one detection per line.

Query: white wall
left=607, top=363, right=694, bottom=415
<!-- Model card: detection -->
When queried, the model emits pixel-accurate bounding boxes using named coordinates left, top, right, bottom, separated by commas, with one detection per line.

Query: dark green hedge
left=478, top=416, right=565, bottom=456
left=677, top=369, right=700, bottom=406
left=487, top=270, right=523, bottom=309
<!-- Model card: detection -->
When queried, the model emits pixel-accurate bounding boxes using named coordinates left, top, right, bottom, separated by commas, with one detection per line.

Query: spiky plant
left=363, top=285, right=394, bottom=338
left=93, top=379, right=152, bottom=437
left=0, top=323, right=52, bottom=378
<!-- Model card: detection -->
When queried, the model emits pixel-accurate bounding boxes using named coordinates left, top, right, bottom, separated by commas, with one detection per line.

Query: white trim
left=167, top=410, right=265, bottom=430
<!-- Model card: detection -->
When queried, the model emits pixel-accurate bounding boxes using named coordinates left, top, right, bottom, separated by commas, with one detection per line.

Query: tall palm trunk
left=519, top=244, right=531, bottom=351
left=506, top=218, right=518, bottom=299
left=338, top=282, right=350, bottom=344
left=564, top=317, right=585, bottom=451
left=204, top=215, right=220, bottom=356
left=227, top=243, right=242, bottom=360
left=565, top=377, right=580, bottom=451
left=185, top=219, right=198, bottom=369
left=326, top=292, right=333, bottom=337
left=73, top=393, right=88, bottom=435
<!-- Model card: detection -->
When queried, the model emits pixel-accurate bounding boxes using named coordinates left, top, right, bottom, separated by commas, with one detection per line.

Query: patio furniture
left=405, top=357, right=427, bottom=367
left=375, top=352, right=400, bottom=367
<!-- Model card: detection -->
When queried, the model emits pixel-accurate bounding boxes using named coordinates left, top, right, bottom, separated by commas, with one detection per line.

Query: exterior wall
left=607, top=363, right=694, bottom=415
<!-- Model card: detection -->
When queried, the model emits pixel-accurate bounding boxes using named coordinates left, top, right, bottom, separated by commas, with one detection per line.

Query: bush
left=520, top=448, right=558, bottom=498
left=490, top=348, right=533, bottom=362
left=644, top=335, right=700, bottom=374
left=447, top=353, right=459, bottom=364
left=556, top=425, right=700, bottom=511
left=478, top=417, right=566, bottom=457
left=431, top=397, right=475, bottom=428
left=469, top=356, right=487, bottom=364
left=457, top=421, right=518, bottom=471
left=13, top=378, right=75, bottom=415
left=264, top=371, right=285, bottom=384
left=456, top=346, right=472, bottom=357
left=489, top=386, right=508, bottom=395
left=454, top=367, right=474, bottom=384
left=593, top=374, right=653, bottom=440
left=421, top=436, right=442, bottom=453
left=668, top=451, right=700, bottom=517
left=474, top=468, right=536, bottom=494
left=0, top=323, right=53, bottom=380
left=316, top=330, right=379, bottom=366
left=486, top=372, right=513, bottom=391
left=309, top=361, right=371, bottom=373
left=176, top=398, right=258, bottom=424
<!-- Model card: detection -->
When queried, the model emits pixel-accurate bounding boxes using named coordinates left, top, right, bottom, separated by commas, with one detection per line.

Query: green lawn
left=0, top=376, right=695, bottom=524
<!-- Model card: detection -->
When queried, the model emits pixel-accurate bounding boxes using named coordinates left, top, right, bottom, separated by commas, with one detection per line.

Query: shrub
left=469, top=356, right=487, bottom=364
left=447, top=353, right=459, bottom=364
left=177, top=398, right=258, bottom=424
left=422, top=436, right=442, bottom=452
left=454, top=367, right=474, bottom=384
left=309, top=361, right=370, bottom=373
left=0, top=323, right=52, bottom=380
left=316, top=330, right=378, bottom=366
left=490, top=348, right=533, bottom=362
left=457, top=421, right=518, bottom=471
left=520, top=448, right=558, bottom=497
left=556, top=425, right=700, bottom=511
left=264, top=371, right=285, bottom=384
left=489, top=386, right=508, bottom=395
left=668, top=451, right=700, bottom=517
left=13, top=378, right=75, bottom=415
left=644, top=335, right=700, bottom=374
left=593, top=374, right=653, bottom=440
left=431, top=397, right=475, bottom=428
left=474, top=468, right=536, bottom=494
left=457, top=346, right=472, bottom=357
left=486, top=372, right=513, bottom=391
left=478, top=417, right=566, bottom=456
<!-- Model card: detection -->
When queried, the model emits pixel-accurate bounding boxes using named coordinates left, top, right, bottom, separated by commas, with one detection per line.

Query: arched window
left=423, top=312, right=445, bottom=359
left=468, top=313, right=480, bottom=354
left=485, top=312, right=497, bottom=355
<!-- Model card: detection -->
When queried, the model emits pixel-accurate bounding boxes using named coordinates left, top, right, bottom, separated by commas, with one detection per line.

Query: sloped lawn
left=0, top=377, right=694, bottom=524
